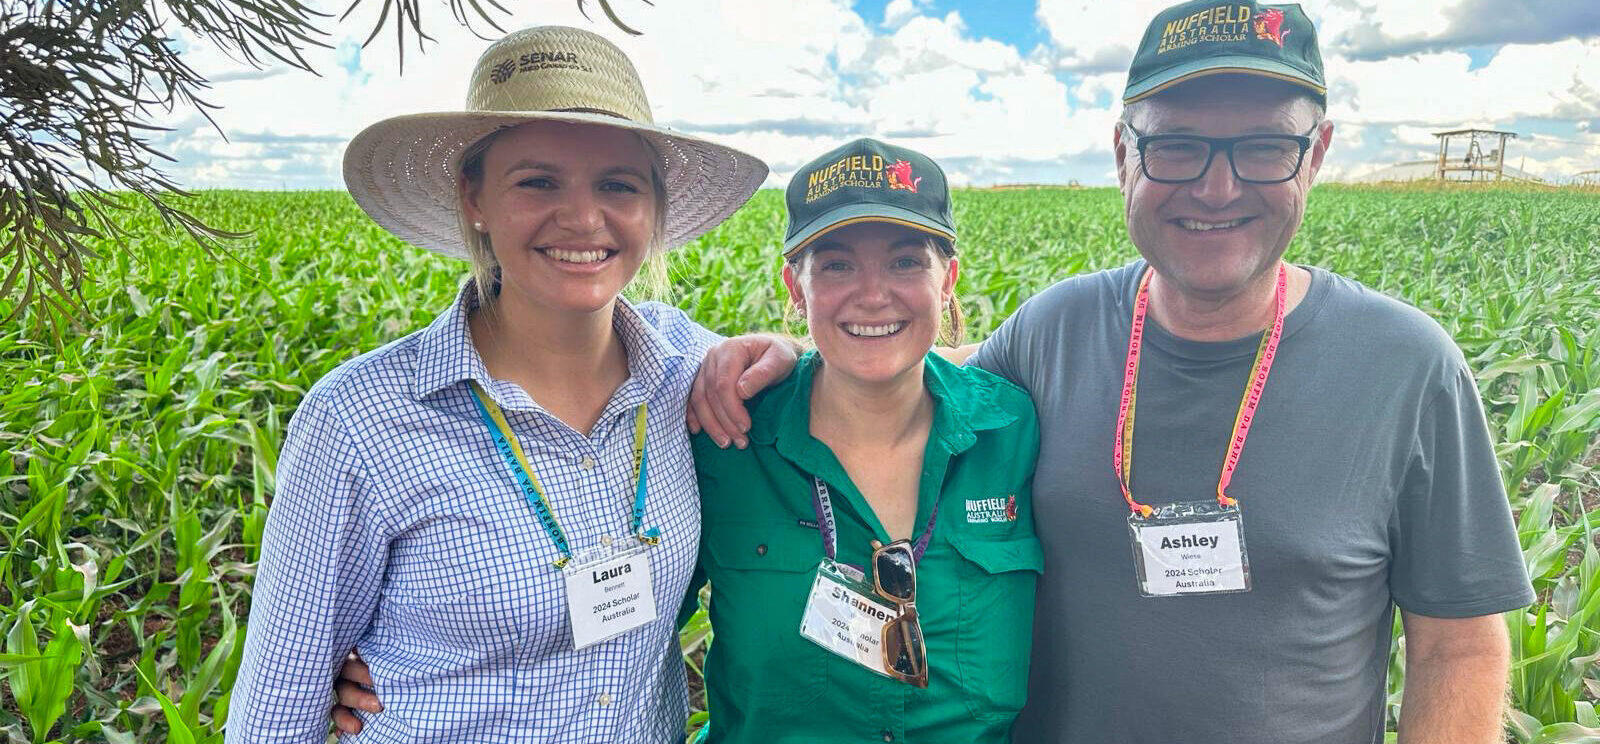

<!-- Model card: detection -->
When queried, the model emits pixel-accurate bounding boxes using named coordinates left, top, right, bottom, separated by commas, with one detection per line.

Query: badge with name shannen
left=564, top=543, right=658, bottom=649
left=798, top=559, right=896, bottom=677
left=1128, top=501, right=1251, bottom=597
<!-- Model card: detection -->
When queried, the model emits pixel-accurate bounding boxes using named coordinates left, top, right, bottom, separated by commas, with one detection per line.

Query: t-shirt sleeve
left=1388, top=364, right=1535, bottom=617
left=968, top=299, right=1028, bottom=387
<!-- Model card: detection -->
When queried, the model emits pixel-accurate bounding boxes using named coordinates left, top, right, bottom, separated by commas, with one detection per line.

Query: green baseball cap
left=783, top=138, right=955, bottom=259
left=1123, top=1, right=1325, bottom=104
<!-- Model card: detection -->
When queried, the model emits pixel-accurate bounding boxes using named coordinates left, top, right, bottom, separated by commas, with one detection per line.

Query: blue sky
left=154, top=0, right=1600, bottom=189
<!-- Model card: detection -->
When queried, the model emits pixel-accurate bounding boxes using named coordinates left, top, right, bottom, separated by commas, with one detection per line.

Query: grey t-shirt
left=971, top=261, right=1533, bottom=744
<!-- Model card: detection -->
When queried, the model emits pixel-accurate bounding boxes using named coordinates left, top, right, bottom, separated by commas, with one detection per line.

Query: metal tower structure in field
left=1433, top=129, right=1518, bottom=181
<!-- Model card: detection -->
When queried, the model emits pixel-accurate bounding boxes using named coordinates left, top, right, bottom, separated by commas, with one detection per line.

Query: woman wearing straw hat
left=228, top=26, right=766, bottom=743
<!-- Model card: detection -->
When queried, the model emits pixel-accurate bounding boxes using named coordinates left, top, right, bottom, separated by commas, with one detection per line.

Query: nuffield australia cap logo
left=886, top=160, right=922, bottom=193
left=489, top=51, right=592, bottom=84
left=966, top=495, right=1018, bottom=524
left=804, top=152, right=888, bottom=203
left=1157, top=4, right=1255, bottom=54
left=1253, top=8, right=1291, bottom=47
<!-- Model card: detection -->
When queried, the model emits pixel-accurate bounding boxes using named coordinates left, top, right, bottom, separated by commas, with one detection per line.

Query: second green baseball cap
left=783, top=138, right=955, bottom=259
left=1123, top=1, right=1325, bottom=104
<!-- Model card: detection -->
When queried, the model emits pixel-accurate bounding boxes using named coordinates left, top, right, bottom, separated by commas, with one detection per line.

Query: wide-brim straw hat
left=343, top=25, right=769, bottom=259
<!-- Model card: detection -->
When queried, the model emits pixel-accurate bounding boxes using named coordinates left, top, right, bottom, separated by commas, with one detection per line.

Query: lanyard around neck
left=811, top=476, right=938, bottom=565
left=468, top=382, right=657, bottom=569
left=1113, top=264, right=1288, bottom=518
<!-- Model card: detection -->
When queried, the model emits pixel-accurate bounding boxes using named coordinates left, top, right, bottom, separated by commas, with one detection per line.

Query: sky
left=153, top=0, right=1600, bottom=189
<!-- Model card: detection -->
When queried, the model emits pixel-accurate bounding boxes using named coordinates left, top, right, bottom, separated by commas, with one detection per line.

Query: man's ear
left=1303, top=120, right=1335, bottom=184
left=1113, top=120, right=1130, bottom=192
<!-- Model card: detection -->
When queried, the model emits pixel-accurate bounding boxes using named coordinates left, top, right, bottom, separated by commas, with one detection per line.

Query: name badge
left=1128, top=501, right=1251, bottom=597
left=564, top=544, right=658, bottom=649
left=798, top=559, right=896, bottom=677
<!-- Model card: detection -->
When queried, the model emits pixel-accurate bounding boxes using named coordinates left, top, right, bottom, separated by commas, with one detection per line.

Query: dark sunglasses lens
left=885, top=616, right=926, bottom=677
left=876, top=547, right=915, bottom=602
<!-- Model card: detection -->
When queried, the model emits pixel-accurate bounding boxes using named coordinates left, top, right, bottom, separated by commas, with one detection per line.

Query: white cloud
left=147, top=0, right=1600, bottom=188
left=1329, top=39, right=1600, bottom=125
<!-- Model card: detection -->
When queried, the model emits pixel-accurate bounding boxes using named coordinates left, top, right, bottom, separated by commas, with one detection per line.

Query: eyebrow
left=1147, top=123, right=1305, bottom=136
left=499, top=161, right=650, bottom=180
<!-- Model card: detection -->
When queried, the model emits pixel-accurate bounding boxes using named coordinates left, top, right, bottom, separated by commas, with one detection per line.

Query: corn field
left=2, top=185, right=1598, bottom=743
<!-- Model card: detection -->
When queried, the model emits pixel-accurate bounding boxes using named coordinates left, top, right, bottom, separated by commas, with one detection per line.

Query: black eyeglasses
left=871, top=539, right=927, bottom=688
left=1124, top=122, right=1320, bottom=184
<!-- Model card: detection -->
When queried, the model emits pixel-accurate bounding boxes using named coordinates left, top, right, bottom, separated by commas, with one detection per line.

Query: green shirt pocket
left=947, top=527, right=1043, bottom=721
left=702, top=521, right=830, bottom=710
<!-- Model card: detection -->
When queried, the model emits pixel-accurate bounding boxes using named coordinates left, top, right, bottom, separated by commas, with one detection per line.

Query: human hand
left=687, top=334, right=800, bottom=448
left=330, top=652, right=381, bottom=736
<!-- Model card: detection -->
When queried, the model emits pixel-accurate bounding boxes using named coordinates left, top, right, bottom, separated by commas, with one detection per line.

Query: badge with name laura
left=564, top=543, right=658, bottom=649
left=1128, top=501, right=1251, bottom=597
left=798, top=559, right=896, bottom=677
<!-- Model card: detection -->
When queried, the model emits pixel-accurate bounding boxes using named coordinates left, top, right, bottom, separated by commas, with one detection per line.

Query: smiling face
left=461, top=120, right=659, bottom=318
left=1114, top=77, right=1332, bottom=303
left=784, top=222, right=958, bottom=387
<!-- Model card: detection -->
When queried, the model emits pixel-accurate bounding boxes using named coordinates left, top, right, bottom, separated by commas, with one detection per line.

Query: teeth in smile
left=1179, top=218, right=1247, bottom=231
left=845, top=322, right=905, bottom=338
left=545, top=248, right=609, bottom=263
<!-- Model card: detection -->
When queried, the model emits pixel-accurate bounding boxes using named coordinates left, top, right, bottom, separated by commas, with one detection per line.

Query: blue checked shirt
left=228, top=282, right=717, bottom=743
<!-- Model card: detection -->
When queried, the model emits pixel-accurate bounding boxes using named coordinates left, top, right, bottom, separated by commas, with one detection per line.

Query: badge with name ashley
left=799, top=558, right=895, bottom=676
left=1112, top=265, right=1287, bottom=597
left=564, top=543, right=659, bottom=649
left=1128, top=501, right=1250, bottom=596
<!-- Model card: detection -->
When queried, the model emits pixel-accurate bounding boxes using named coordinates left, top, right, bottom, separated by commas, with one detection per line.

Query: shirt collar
left=749, top=350, right=1017, bottom=463
left=412, top=280, right=688, bottom=408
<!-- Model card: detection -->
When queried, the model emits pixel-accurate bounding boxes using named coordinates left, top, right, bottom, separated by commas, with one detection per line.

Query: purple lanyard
left=810, top=475, right=938, bottom=565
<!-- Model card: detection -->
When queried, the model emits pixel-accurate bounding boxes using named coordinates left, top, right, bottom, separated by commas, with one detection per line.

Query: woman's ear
left=460, top=175, right=483, bottom=228
left=782, top=262, right=806, bottom=316
left=941, top=257, right=960, bottom=306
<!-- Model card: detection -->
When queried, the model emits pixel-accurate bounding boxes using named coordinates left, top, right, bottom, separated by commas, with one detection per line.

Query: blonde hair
left=787, top=232, right=965, bottom=347
left=457, top=127, right=671, bottom=312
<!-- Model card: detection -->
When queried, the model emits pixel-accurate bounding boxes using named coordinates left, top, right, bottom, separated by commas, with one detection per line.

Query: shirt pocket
left=703, top=521, right=830, bottom=706
left=948, top=526, right=1043, bottom=721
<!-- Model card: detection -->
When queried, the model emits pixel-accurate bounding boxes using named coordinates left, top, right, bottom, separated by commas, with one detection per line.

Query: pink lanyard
left=1113, top=264, right=1288, bottom=518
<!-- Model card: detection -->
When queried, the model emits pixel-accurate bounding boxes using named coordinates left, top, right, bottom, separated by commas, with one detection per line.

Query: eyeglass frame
left=1122, top=121, right=1322, bottom=185
left=871, top=538, right=928, bottom=688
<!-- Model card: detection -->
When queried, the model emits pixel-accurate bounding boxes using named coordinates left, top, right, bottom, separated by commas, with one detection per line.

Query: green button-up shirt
left=688, top=351, right=1042, bottom=743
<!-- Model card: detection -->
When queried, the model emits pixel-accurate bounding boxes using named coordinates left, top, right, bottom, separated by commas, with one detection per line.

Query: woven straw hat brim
left=342, top=110, right=769, bottom=259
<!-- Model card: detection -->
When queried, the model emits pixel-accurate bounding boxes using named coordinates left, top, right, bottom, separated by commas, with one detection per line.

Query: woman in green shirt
left=687, top=138, right=1042, bottom=743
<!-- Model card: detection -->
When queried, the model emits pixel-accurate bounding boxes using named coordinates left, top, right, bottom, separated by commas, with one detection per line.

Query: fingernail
left=735, top=437, right=747, bottom=449
left=716, top=436, right=729, bottom=448
left=367, top=702, right=383, bottom=713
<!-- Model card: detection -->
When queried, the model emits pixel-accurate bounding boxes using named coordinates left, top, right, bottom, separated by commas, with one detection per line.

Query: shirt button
left=598, top=692, right=612, bottom=706
left=756, top=544, right=768, bottom=556
left=601, top=536, right=613, bottom=547
left=580, top=456, right=596, bottom=470
left=882, top=732, right=894, bottom=742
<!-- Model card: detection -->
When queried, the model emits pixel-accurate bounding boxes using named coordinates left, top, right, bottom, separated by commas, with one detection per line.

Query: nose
left=554, top=189, right=605, bottom=235
left=852, top=264, right=892, bottom=307
left=1188, top=148, right=1245, bottom=208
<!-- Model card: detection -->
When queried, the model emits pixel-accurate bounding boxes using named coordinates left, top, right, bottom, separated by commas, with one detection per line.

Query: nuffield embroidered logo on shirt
left=966, top=495, right=1018, bottom=524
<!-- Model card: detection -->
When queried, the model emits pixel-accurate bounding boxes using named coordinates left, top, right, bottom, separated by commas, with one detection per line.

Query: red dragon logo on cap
left=885, top=159, right=922, bottom=192
left=1253, top=8, right=1291, bottom=47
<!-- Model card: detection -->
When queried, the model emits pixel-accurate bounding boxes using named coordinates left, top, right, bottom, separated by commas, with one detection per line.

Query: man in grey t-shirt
left=690, top=2, right=1532, bottom=742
